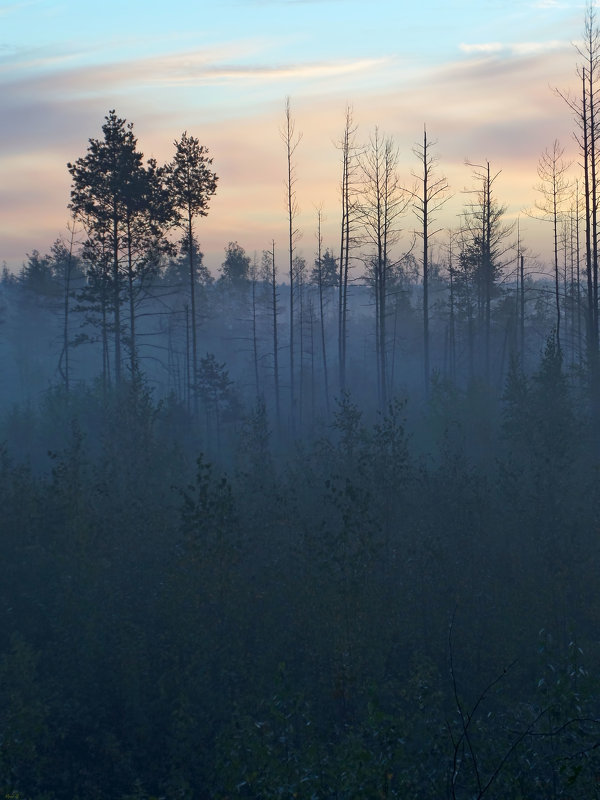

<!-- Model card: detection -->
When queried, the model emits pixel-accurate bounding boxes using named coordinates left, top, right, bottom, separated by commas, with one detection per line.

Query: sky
left=0, top=0, right=592, bottom=275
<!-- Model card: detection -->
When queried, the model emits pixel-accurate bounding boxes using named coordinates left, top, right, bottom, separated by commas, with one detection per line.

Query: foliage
left=220, top=241, right=251, bottom=288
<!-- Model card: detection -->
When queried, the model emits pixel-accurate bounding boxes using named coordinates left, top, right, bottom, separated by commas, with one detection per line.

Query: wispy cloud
left=459, top=42, right=504, bottom=54
left=531, top=1, right=576, bottom=8
left=0, top=48, right=79, bottom=73
left=0, top=0, right=45, bottom=15
left=148, top=54, right=392, bottom=86
left=459, top=39, right=568, bottom=56
left=0, top=44, right=393, bottom=97
left=511, top=40, right=568, bottom=55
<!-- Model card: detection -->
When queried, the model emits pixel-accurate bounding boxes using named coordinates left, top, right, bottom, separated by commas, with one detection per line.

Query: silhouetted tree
left=336, top=105, right=361, bottom=391
left=68, top=111, right=170, bottom=382
left=312, top=209, right=335, bottom=413
left=19, top=250, right=56, bottom=298
left=410, top=125, right=450, bottom=395
left=359, top=129, right=409, bottom=407
left=219, top=241, right=250, bottom=289
left=462, top=160, right=513, bottom=381
left=311, top=247, right=338, bottom=289
left=262, top=242, right=281, bottom=426
left=281, top=98, right=302, bottom=425
left=557, top=3, right=600, bottom=397
left=531, top=141, right=572, bottom=353
left=50, top=227, right=84, bottom=392
left=196, top=352, right=240, bottom=448
left=165, top=132, right=218, bottom=409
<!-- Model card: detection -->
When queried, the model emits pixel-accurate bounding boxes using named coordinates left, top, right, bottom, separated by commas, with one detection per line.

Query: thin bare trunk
left=282, top=97, right=302, bottom=426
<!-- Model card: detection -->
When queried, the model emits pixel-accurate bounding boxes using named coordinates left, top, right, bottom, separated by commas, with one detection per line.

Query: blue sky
left=0, top=0, right=590, bottom=270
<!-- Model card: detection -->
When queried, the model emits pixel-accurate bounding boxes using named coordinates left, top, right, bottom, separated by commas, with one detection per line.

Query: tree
left=410, top=125, right=450, bottom=395
left=68, top=110, right=170, bottom=382
left=462, top=161, right=513, bottom=381
left=311, top=246, right=338, bottom=289
left=281, top=97, right=302, bottom=425
left=454, top=231, right=479, bottom=381
left=293, top=253, right=308, bottom=423
left=196, top=353, right=240, bottom=448
left=50, top=226, right=85, bottom=392
left=312, top=208, right=336, bottom=413
left=359, top=129, right=409, bottom=407
left=336, top=105, right=361, bottom=391
left=219, top=241, right=250, bottom=289
left=122, top=156, right=174, bottom=376
left=19, top=250, right=56, bottom=298
left=532, top=141, right=572, bottom=353
left=557, top=3, right=600, bottom=400
left=160, top=236, right=213, bottom=411
left=165, top=132, right=218, bottom=410
left=579, top=5, right=600, bottom=363
left=249, top=254, right=261, bottom=398
left=73, top=237, right=113, bottom=389
left=262, top=242, right=281, bottom=426
left=162, top=235, right=212, bottom=291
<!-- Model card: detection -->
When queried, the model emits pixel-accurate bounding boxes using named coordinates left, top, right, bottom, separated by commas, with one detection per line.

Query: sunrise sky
left=0, top=0, right=590, bottom=274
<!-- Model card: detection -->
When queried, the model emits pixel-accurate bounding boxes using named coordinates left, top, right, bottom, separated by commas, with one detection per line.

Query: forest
left=3, top=7, right=600, bottom=800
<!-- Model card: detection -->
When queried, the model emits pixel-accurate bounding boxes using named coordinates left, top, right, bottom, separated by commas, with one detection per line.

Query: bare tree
left=531, top=141, right=572, bottom=353
left=359, top=129, right=409, bottom=407
left=262, top=241, right=281, bottom=426
left=54, top=219, right=81, bottom=393
left=281, top=97, right=302, bottom=425
left=556, top=3, right=600, bottom=396
left=462, top=161, right=513, bottom=381
left=336, top=105, right=361, bottom=392
left=410, top=125, right=450, bottom=395
left=250, top=253, right=261, bottom=398
left=314, top=205, right=331, bottom=413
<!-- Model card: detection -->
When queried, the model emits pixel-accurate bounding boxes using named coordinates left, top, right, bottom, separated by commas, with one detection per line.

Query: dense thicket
left=0, top=349, right=599, bottom=798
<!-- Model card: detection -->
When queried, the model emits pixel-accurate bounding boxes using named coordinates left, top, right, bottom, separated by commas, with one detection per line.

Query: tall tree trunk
left=553, top=169, right=562, bottom=353
left=251, top=258, right=260, bottom=398
left=316, top=209, right=330, bottom=413
left=449, top=238, right=456, bottom=382
left=112, top=210, right=121, bottom=385
left=271, top=241, right=281, bottom=426
left=337, top=106, right=357, bottom=392
left=188, top=210, right=199, bottom=413
left=298, top=265, right=304, bottom=427
left=422, top=131, right=430, bottom=395
left=185, top=304, right=191, bottom=415
left=282, top=98, right=301, bottom=427
left=60, top=222, right=76, bottom=393
left=127, top=218, right=137, bottom=376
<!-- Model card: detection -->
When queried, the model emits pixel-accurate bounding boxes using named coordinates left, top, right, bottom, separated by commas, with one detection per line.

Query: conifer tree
left=166, top=132, right=218, bottom=406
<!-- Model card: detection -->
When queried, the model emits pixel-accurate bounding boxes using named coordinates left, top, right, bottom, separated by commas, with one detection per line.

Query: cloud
left=147, top=55, right=392, bottom=86
left=459, top=42, right=504, bottom=54
left=531, top=1, right=573, bottom=8
left=459, top=40, right=568, bottom=56
left=0, top=0, right=44, bottom=15
left=0, top=38, right=393, bottom=97
left=0, top=20, right=582, bottom=270
left=0, top=49, right=79, bottom=73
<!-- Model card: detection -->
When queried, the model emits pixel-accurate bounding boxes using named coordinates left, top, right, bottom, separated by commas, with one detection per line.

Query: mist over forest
left=3, top=7, right=600, bottom=800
